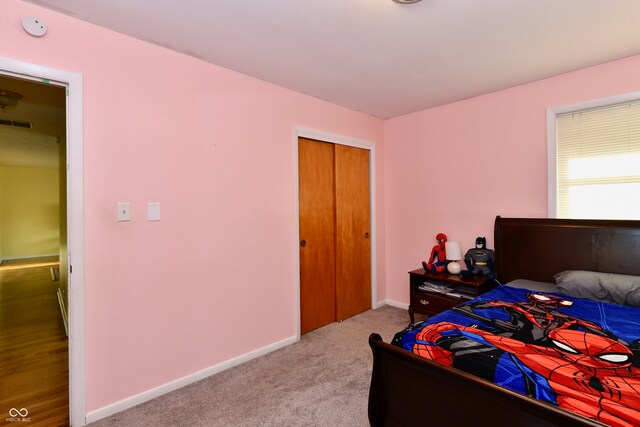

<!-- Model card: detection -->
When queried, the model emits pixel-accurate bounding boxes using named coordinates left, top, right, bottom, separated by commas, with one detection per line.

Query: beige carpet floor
left=89, top=305, right=408, bottom=426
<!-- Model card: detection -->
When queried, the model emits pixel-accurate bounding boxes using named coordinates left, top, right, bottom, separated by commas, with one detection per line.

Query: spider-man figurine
left=422, top=233, right=450, bottom=273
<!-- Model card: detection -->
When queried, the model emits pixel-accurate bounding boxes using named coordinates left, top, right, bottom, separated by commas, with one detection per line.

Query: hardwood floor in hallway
left=0, top=258, right=69, bottom=426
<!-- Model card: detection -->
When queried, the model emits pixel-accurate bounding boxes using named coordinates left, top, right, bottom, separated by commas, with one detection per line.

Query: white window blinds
left=555, top=101, right=640, bottom=219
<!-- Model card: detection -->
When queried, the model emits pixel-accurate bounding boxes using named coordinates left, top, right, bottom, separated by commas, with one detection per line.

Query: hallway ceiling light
left=0, top=89, right=23, bottom=110
left=392, top=0, right=422, bottom=3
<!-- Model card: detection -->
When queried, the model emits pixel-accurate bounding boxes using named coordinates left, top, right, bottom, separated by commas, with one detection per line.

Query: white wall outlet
left=117, top=202, right=131, bottom=221
left=148, top=202, right=161, bottom=221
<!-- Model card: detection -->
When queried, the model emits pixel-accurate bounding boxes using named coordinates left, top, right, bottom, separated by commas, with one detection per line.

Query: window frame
left=546, top=90, right=640, bottom=218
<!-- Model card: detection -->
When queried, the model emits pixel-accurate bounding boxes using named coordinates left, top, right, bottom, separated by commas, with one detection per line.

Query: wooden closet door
left=335, top=144, right=371, bottom=320
left=298, top=138, right=336, bottom=334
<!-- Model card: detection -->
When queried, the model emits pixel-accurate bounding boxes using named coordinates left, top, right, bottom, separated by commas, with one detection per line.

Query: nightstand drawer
left=410, top=291, right=456, bottom=314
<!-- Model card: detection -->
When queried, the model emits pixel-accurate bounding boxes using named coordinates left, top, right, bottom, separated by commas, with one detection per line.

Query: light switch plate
left=117, top=202, right=131, bottom=221
left=148, top=202, right=161, bottom=221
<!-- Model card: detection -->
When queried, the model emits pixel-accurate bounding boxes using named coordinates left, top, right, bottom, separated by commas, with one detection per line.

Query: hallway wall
left=0, top=165, right=59, bottom=260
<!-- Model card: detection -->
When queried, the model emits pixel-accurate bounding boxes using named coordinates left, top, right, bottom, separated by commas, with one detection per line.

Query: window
left=548, top=93, right=640, bottom=220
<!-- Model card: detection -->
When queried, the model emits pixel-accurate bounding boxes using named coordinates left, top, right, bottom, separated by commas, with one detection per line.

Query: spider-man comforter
left=393, top=285, right=640, bottom=427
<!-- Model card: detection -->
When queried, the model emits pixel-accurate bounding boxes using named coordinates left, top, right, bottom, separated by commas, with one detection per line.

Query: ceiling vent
left=0, top=119, right=32, bottom=129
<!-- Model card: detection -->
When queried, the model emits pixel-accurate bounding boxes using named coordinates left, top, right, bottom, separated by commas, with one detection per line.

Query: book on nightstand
left=420, top=281, right=454, bottom=293
left=419, top=281, right=475, bottom=300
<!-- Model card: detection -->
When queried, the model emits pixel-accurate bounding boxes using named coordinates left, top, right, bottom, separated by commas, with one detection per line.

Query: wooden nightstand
left=408, top=268, right=495, bottom=324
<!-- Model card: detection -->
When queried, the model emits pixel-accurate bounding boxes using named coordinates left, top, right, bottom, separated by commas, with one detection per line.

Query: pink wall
left=3, top=0, right=385, bottom=413
left=384, top=54, right=640, bottom=304
left=7, top=0, right=640, bottom=419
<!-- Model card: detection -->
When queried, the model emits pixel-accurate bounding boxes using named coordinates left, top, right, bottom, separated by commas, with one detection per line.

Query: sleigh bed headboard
left=494, top=216, right=640, bottom=284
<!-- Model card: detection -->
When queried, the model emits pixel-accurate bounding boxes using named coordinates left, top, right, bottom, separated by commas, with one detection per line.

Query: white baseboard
left=86, top=334, right=298, bottom=424
left=376, top=299, right=408, bottom=310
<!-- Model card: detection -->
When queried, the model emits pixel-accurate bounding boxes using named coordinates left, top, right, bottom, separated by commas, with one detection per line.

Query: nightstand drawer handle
left=420, top=299, right=429, bottom=305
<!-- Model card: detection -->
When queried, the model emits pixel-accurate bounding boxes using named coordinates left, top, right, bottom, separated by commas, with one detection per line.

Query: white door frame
left=0, top=57, right=85, bottom=426
left=293, top=126, right=377, bottom=339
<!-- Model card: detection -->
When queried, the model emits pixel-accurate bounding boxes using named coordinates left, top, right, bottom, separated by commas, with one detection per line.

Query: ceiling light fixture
left=392, top=0, right=422, bottom=3
left=0, top=89, right=23, bottom=110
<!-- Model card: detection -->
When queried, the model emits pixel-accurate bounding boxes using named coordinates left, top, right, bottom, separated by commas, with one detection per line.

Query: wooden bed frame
left=368, top=216, right=640, bottom=427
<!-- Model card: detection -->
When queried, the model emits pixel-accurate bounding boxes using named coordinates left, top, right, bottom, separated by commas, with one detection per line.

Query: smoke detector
left=22, top=16, right=47, bottom=37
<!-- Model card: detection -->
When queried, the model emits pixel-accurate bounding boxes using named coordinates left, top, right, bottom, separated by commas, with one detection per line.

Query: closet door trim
left=293, top=126, right=377, bottom=340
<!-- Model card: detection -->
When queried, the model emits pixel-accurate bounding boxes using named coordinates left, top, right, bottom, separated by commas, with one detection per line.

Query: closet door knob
left=364, top=232, right=369, bottom=238
left=300, top=240, right=307, bottom=248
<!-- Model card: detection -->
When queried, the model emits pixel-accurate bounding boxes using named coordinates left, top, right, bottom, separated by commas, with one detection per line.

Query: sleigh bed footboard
left=367, top=333, right=599, bottom=427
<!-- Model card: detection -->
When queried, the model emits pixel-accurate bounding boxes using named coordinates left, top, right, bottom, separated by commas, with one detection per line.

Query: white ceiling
left=18, top=0, right=640, bottom=118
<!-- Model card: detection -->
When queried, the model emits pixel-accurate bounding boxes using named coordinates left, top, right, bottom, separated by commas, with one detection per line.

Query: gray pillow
left=552, top=270, right=640, bottom=306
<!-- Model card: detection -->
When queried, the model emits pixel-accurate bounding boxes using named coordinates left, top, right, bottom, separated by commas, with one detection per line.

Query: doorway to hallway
left=0, top=59, right=83, bottom=426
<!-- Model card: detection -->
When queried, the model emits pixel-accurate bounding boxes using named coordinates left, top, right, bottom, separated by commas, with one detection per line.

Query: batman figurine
left=460, top=237, right=495, bottom=282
